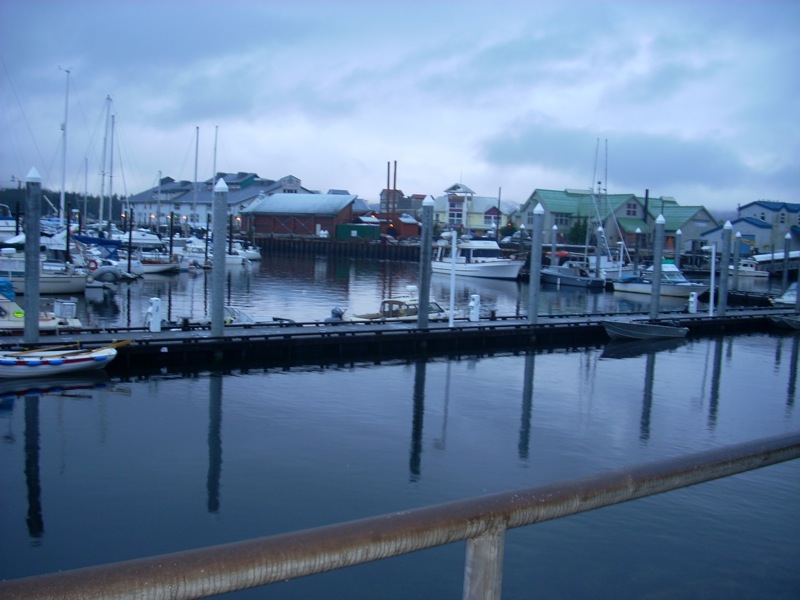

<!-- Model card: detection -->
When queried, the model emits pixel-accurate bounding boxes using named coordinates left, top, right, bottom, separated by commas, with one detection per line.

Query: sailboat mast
left=98, top=95, right=111, bottom=231
left=59, top=68, right=70, bottom=222
left=193, top=125, right=199, bottom=233
left=107, top=113, right=115, bottom=236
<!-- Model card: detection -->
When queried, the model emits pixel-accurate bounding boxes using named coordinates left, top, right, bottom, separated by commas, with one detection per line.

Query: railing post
left=462, top=524, right=506, bottom=600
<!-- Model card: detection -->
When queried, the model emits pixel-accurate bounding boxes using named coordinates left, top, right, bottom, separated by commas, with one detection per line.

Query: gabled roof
left=739, top=200, right=800, bottom=213
left=241, top=193, right=356, bottom=216
left=444, top=183, right=476, bottom=195
left=702, top=216, right=772, bottom=236
left=432, top=194, right=519, bottom=215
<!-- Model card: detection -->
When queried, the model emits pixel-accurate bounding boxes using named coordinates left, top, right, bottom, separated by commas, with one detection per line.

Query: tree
left=567, top=217, right=587, bottom=244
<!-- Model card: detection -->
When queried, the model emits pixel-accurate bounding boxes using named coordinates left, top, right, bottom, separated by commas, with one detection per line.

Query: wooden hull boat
left=601, top=320, right=689, bottom=341
left=0, top=340, right=130, bottom=379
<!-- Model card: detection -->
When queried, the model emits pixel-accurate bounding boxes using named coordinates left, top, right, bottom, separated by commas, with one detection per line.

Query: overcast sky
left=1, top=0, right=797, bottom=215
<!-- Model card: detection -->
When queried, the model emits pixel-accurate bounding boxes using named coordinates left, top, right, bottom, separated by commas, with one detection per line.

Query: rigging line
left=0, top=54, right=50, bottom=179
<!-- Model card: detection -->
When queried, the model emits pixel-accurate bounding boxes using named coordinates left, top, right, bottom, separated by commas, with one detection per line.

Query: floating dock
left=4, top=307, right=796, bottom=376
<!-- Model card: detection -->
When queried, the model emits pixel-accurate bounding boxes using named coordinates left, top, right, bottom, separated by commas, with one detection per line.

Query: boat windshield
left=471, top=248, right=504, bottom=259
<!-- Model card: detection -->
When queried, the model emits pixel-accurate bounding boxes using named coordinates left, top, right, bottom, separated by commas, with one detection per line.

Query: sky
left=1, top=0, right=798, bottom=216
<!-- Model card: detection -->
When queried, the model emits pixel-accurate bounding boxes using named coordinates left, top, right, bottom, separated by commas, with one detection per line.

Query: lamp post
left=550, top=225, right=558, bottom=267
left=702, top=243, right=716, bottom=317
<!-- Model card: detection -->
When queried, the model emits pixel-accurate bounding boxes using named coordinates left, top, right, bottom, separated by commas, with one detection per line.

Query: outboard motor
left=325, top=307, right=345, bottom=323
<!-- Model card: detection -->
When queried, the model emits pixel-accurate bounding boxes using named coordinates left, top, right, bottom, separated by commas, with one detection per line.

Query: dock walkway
left=5, top=307, right=796, bottom=376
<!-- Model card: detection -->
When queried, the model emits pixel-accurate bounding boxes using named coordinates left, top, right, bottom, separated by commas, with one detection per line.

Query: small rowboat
left=0, top=340, right=130, bottom=379
left=601, top=320, right=689, bottom=341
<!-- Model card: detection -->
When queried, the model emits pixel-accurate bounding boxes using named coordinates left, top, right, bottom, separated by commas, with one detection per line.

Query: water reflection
left=208, top=374, right=223, bottom=513
left=409, top=361, right=426, bottom=482
left=518, top=353, right=535, bottom=461
left=708, top=337, right=725, bottom=431
left=24, top=396, right=43, bottom=542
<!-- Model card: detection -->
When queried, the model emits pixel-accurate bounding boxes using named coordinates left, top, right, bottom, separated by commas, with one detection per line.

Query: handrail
left=2, top=432, right=798, bottom=600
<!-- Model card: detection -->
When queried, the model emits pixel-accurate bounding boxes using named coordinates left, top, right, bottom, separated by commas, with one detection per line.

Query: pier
left=4, top=307, right=795, bottom=376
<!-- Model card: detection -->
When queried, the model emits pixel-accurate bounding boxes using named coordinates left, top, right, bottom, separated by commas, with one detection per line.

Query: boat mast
left=98, top=95, right=111, bottom=232
left=107, top=113, right=115, bottom=237
left=59, top=67, right=70, bottom=222
left=193, top=125, right=199, bottom=234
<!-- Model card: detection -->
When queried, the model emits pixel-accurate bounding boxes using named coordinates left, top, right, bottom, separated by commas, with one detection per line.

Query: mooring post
left=649, top=214, right=665, bottom=320
left=23, top=167, right=42, bottom=343
left=211, top=178, right=228, bottom=337
left=718, top=221, right=732, bottom=317
left=527, top=204, right=544, bottom=324
left=463, top=525, right=506, bottom=600
left=417, top=197, right=434, bottom=328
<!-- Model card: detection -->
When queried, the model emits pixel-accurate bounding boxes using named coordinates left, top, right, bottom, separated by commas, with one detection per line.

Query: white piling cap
left=214, top=178, right=229, bottom=193
left=26, top=167, right=41, bottom=183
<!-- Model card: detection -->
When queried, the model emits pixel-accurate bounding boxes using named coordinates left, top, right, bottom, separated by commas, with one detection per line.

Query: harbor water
left=1, top=255, right=798, bottom=598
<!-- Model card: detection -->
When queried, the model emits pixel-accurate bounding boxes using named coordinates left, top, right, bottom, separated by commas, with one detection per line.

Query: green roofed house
left=516, top=188, right=718, bottom=260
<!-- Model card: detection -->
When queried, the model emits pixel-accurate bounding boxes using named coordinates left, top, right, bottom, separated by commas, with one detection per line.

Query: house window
left=448, top=201, right=463, bottom=225
left=483, top=213, right=500, bottom=227
left=626, top=202, right=637, bottom=217
left=554, top=213, right=570, bottom=227
left=761, top=212, right=766, bottom=221
left=780, top=213, right=786, bottom=224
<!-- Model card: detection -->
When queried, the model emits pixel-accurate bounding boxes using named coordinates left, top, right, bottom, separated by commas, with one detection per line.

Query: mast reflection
left=639, top=352, right=655, bottom=442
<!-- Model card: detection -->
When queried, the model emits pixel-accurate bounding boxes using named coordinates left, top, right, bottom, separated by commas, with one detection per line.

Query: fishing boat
left=540, top=262, right=605, bottom=289
left=601, top=319, right=689, bottom=341
left=330, top=286, right=449, bottom=323
left=611, top=262, right=708, bottom=298
left=730, top=258, right=769, bottom=278
left=0, top=340, right=129, bottom=378
left=432, top=235, right=523, bottom=280
left=0, top=278, right=83, bottom=333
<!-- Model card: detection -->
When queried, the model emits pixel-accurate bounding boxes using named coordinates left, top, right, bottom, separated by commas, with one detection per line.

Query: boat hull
left=431, top=261, right=523, bottom=280
left=541, top=268, right=605, bottom=289
left=0, top=346, right=119, bottom=378
left=612, top=280, right=708, bottom=298
left=10, top=274, right=87, bottom=295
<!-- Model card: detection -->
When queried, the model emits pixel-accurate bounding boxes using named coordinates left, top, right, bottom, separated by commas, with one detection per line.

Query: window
left=780, top=213, right=786, bottom=224
left=483, top=213, right=500, bottom=227
left=626, top=202, right=637, bottom=217
left=448, top=201, right=463, bottom=225
left=554, top=213, right=570, bottom=227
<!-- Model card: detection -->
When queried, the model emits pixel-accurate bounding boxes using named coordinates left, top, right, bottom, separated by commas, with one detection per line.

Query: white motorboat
left=0, top=278, right=83, bottom=333
left=432, top=236, right=523, bottom=280
left=771, top=283, right=797, bottom=307
left=0, top=252, right=88, bottom=294
left=0, top=340, right=128, bottom=378
left=540, top=263, right=605, bottom=289
left=730, top=258, right=769, bottom=278
left=612, top=262, right=708, bottom=298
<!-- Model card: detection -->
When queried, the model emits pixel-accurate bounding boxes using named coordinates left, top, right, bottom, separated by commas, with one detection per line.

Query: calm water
left=74, top=254, right=784, bottom=328
left=1, top=256, right=798, bottom=598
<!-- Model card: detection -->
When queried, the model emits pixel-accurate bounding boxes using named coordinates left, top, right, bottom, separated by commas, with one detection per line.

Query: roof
left=739, top=200, right=800, bottom=214
left=241, top=193, right=356, bottom=216
left=126, top=173, right=315, bottom=208
left=432, top=193, right=520, bottom=215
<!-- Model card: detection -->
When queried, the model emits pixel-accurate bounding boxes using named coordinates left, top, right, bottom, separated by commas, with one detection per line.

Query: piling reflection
left=433, top=363, right=451, bottom=452
left=409, top=360, right=426, bottom=482
left=207, top=374, right=223, bottom=513
left=518, top=353, right=535, bottom=461
left=707, top=337, right=725, bottom=431
left=640, top=352, right=655, bottom=442
left=24, top=395, right=43, bottom=542
left=788, top=335, right=798, bottom=410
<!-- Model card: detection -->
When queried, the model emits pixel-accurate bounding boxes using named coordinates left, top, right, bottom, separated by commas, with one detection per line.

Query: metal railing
left=2, top=432, right=798, bottom=600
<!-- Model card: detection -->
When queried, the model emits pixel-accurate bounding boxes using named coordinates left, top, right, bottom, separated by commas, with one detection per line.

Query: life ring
left=88, top=259, right=99, bottom=271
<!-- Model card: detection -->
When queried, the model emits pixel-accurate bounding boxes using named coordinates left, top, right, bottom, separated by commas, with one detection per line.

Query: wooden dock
left=4, top=307, right=796, bottom=377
